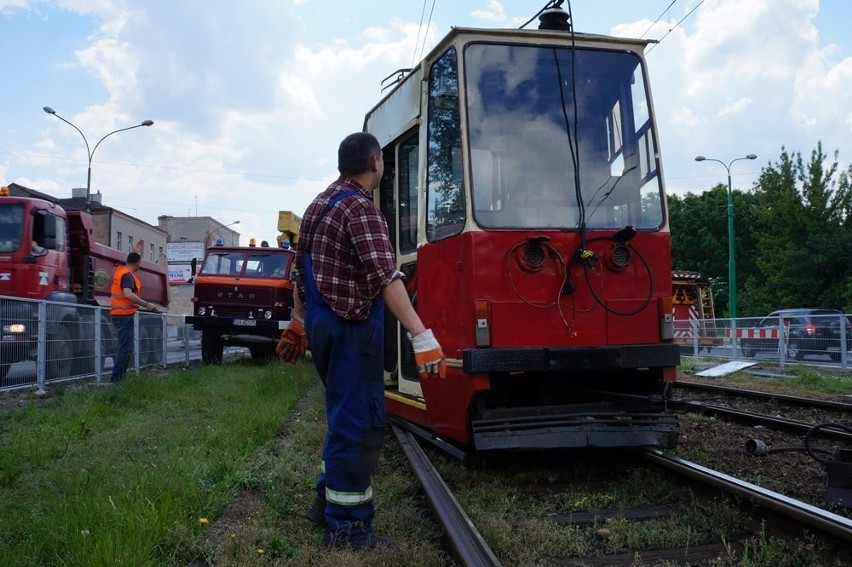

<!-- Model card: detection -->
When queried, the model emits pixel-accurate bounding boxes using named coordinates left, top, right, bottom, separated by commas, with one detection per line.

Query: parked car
left=740, top=308, right=851, bottom=362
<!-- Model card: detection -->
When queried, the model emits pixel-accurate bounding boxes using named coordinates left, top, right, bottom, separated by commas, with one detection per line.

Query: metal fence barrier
left=3, top=295, right=848, bottom=392
left=676, top=312, right=850, bottom=369
left=1, top=296, right=200, bottom=391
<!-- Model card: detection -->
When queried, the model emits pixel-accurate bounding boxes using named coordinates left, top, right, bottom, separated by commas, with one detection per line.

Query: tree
left=746, top=143, right=852, bottom=313
left=668, top=186, right=758, bottom=317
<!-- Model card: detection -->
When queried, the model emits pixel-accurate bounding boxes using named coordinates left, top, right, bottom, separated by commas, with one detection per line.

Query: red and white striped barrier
left=726, top=328, right=780, bottom=339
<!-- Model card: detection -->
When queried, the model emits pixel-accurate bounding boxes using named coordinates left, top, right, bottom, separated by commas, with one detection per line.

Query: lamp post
left=43, top=106, right=154, bottom=205
left=694, top=153, right=757, bottom=321
left=206, top=220, right=240, bottom=248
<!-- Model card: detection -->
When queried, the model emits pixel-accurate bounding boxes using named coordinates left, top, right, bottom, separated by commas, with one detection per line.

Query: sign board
left=167, top=241, right=205, bottom=262
left=168, top=264, right=193, bottom=284
left=695, top=360, right=758, bottom=378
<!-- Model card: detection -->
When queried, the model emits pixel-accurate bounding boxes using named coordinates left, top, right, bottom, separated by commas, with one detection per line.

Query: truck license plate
left=234, top=319, right=257, bottom=326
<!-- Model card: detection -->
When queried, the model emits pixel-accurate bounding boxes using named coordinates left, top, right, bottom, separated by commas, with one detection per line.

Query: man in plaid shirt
left=276, top=132, right=445, bottom=548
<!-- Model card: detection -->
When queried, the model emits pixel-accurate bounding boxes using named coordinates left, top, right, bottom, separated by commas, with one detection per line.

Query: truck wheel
left=147, top=326, right=164, bottom=366
left=139, top=325, right=164, bottom=366
left=740, top=342, right=755, bottom=358
left=0, top=363, right=9, bottom=385
left=249, top=345, right=275, bottom=362
left=74, top=354, right=95, bottom=377
left=47, top=326, right=74, bottom=380
left=201, top=330, right=223, bottom=364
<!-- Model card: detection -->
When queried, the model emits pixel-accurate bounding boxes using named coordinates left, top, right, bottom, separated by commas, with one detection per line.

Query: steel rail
left=391, top=423, right=501, bottom=567
left=677, top=380, right=852, bottom=412
left=672, top=400, right=852, bottom=442
left=640, top=449, right=852, bottom=543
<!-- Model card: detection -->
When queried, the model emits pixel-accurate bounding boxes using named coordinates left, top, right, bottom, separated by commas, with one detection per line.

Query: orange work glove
left=276, top=315, right=308, bottom=364
left=408, top=329, right=446, bottom=380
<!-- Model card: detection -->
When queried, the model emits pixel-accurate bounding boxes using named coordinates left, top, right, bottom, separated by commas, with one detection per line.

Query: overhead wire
left=646, top=0, right=705, bottom=54
left=411, top=0, right=429, bottom=66
left=416, top=0, right=438, bottom=64
left=640, top=0, right=679, bottom=39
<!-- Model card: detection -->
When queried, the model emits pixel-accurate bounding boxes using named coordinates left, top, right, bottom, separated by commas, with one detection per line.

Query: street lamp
left=43, top=106, right=154, bottom=206
left=206, top=220, right=241, bottom=248
left=694, top=153, right=758, bottom=321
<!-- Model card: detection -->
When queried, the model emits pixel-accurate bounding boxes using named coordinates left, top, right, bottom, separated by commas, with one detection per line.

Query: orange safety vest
left=110, top=265, right=142, bottom=316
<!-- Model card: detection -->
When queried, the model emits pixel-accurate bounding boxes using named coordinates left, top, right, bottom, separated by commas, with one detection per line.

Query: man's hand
left=408, top=329, right=446, bottom=380
left=276, top=315, right=308, bottom=364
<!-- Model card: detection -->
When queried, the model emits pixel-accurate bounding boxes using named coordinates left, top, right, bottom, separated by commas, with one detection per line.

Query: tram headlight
left=264, top=310, right=273, bottom=320
left=198, top=306, right=207, bottom=316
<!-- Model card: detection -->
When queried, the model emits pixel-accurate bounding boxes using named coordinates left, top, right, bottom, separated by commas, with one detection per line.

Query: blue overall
left=303, top=190, right=386, bottom=545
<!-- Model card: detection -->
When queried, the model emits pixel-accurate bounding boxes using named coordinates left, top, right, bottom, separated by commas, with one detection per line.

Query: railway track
left=673, top=380, right=852, bottom=440
left=677, top=379, right=852, bottom=412
left=392, top=421, right=852, bottom=566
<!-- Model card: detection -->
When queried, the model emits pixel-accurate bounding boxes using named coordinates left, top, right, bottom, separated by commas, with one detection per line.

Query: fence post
left=95, top=307, right=103, bottom=384
left=161, top=314, right=168, bottom=369
left=840, top=313, right=848, bottom=369
left=36, top=300, right=47, bottom=391
left=133, top=312, right=141, bottom=375
left=690, top=317, right=699, bottom=356
left=778, top=318, right=786, bottom=366
left=184, top=318, right=190, bottom=367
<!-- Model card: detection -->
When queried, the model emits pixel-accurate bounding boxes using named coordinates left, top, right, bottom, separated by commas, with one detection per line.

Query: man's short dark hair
left=338, top=132, right=381, bottom=176
left=126, top=252, right=142, bottom=265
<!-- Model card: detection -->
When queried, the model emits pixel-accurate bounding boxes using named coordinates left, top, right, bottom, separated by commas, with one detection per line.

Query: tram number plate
left=234, top=319, right=257, bottom=327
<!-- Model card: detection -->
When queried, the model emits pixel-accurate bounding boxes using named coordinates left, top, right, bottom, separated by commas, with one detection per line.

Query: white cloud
left=718, top=97, right=753, bottom=117
left=472, top=0, right=506, bottom=23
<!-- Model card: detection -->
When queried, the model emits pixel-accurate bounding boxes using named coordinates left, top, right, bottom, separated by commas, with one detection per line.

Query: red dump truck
left=0, top=187, right=169, bottom=381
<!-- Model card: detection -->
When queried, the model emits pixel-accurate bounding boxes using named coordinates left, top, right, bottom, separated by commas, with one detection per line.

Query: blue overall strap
left=306, top=190, right=360, bottom=253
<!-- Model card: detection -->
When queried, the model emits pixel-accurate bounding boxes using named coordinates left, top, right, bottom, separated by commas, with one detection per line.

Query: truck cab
left=186, top=244, right=296, bottom=363
left=0, top=187, right=169, bottom=383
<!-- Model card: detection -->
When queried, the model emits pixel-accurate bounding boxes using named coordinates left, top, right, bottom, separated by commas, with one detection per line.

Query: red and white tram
left=367, top=5, right=680, bottom=454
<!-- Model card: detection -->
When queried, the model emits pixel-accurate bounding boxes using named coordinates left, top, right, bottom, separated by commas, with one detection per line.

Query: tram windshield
left=465, top=42, right=664, bottom=230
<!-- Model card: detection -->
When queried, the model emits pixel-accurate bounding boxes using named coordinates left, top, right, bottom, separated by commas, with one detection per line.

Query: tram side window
left=426, top=46, right=465, bottom=241
left=398, top=134, right=419, bottom=253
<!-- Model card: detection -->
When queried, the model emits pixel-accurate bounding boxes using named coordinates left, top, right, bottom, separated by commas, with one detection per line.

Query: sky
left=1, top=0, right=850, bottom=244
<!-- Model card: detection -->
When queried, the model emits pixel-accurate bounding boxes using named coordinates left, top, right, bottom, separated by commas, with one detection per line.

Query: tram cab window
left=465, top=42, right=665, bottom=231
left=398, top=134, right=419, bottom=253
left=426, top=46, right=465, bottom=241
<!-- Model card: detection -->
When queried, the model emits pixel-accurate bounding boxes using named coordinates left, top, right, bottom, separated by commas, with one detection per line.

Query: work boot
left=304, top=495, right=325, bottom=526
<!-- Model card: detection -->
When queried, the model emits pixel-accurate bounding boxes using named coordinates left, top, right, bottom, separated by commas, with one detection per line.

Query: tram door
left=379, top=131, right=422, bottom=398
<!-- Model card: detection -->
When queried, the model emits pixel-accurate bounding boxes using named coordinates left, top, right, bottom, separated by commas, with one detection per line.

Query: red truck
left=0, top=188, right=169, bottom=382
left=185, top=244, right=295, bottom=363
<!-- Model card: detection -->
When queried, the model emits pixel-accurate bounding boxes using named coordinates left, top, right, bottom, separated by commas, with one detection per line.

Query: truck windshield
left=0, top=204, right=24, bottom=252
left=465, top=42, right=664, bottom=230
left=200, top=251, right=245, bottom=275
left=199, top=251, right=291, bottom=277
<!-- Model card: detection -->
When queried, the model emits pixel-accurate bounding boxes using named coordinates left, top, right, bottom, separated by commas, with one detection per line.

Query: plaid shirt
left=293, top=176, right=403, bottom=321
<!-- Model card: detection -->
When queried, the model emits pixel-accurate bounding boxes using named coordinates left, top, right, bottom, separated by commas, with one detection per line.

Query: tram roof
left=363, top=25, right=655, bottom=146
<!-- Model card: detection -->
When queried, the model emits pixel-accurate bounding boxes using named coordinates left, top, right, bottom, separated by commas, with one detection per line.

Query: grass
left=680, top=358, right=851, bottom=399
left=1, top=354, right=846, bottom=566
left=0, top=360, right=314, bottom=566
left=0, top=358, right=450, bottom=566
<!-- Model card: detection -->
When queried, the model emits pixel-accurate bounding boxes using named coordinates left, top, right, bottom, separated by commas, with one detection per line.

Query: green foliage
left=670, top=142, right=852, bottom=315
left=0, top=363, right=314, bottom=566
